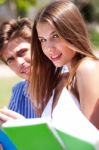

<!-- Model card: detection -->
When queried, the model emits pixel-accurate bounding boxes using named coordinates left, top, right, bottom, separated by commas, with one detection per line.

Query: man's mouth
left=21, top=66, right=30, bottom=74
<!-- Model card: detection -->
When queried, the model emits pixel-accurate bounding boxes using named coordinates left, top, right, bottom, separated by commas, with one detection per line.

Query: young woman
left=30, top=0, right=99, bottom=129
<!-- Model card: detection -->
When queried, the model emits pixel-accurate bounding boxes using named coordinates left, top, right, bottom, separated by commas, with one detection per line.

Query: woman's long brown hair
left=30, top=0, right=98, bottom=116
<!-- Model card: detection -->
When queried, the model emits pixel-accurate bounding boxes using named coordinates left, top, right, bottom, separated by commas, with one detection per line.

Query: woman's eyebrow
left=50, top=31, right=57, bottom=35
left=38, top=31, right=57, bottom=39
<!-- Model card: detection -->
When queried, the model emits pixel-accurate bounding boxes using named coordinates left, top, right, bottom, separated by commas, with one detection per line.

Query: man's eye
left=18, top=49, right=27, bottom=56
left=7, top=58, right=14, bottom=65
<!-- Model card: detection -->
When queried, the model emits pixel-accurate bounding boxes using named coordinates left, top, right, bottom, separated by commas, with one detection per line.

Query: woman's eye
left=53, top=34, right=59, bottom=38
left=39, top=38, right=46, bottom=43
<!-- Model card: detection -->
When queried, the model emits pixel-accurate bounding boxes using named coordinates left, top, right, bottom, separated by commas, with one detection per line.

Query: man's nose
left=17, top=57, right=25, bottom=65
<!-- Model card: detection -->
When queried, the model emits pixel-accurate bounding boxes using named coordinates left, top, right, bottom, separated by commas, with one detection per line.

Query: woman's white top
left=42, top=87, right=99, bottom=143
left=41, top=87, right=80, bottom=119
left=52, top=88, right=80, bottom=118
left=41, top=90, right=55, bottom=118
left=42, top=65, right=69, bottom=118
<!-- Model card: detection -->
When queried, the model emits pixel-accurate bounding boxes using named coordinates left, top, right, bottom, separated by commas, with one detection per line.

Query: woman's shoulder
left=77, top=57, right=99, bottom=74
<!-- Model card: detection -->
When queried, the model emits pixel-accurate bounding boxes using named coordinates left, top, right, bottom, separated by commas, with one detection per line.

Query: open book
left=1, top=117, right=99, bottom=150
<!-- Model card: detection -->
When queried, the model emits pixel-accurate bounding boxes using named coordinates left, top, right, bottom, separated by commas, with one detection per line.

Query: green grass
left=90, top=30, right=99, bottom=48
left=0, top=76, right=21, bottom=108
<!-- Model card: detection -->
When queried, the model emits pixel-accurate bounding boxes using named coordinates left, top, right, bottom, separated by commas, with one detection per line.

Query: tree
left=14, top=0, right=36, bottom=17
left=0, top=0, right=36, bottom=17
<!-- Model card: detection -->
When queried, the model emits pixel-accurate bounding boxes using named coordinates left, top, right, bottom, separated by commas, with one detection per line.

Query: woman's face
left=37, top=22, right=76, bottom=67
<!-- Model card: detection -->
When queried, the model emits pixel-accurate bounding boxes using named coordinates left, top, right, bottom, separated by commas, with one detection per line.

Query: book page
left=2, top=118, right=50, bottom=127
left=51, top=88, right=99, bottom=149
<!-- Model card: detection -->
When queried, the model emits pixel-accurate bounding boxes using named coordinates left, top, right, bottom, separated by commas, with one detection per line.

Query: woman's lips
left=51, top=53, right=62, bottom=61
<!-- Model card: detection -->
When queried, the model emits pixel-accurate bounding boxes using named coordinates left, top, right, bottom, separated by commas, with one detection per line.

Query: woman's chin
left=53, top=62, right=64, bottom=68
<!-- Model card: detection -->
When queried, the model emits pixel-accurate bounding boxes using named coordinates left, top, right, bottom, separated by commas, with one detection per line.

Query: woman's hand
left=0, top=108, right=25, bottom=124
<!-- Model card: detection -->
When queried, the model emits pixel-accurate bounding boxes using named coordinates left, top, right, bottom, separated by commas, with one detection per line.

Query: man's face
left=1, top=38, right=31, bottom=80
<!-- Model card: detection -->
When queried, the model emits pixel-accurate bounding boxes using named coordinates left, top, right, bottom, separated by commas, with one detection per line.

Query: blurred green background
left=0, top=0, right=99, bottom=107
left=0, top=76, right=21, bottom=107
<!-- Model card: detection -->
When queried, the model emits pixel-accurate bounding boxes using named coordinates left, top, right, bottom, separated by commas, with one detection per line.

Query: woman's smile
left=51, top=53, right=62, bottom=62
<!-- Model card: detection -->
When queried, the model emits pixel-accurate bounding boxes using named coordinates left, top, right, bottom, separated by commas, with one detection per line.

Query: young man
left=0, top=18, right=37, bottom=121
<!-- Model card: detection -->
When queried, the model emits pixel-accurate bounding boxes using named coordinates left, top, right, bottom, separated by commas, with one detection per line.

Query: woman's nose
left=46, top=41, right=55, bottom=53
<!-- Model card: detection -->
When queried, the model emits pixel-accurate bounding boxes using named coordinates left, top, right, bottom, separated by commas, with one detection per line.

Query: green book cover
left=1, top=118, right=99, bottom=150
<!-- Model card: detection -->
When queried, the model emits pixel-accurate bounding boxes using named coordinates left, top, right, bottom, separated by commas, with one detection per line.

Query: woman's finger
left=0, top=108, right=25, bottom=120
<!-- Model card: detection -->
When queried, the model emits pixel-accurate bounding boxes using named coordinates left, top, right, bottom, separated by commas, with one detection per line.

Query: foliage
left=81, top=3, right=95, bottom=23
left=73, top=0, right=99, bottom=23
left=0, top=0, right=6, bottom=5
left=14, top=0, right=36, bottom=17
left=0, top=0, right=36, bottom=17
left=90, top=30, right=99, bottom=48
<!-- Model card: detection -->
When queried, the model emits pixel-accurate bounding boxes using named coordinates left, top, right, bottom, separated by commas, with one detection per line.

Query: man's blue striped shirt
left=8, top=80, right=37, bottom=118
